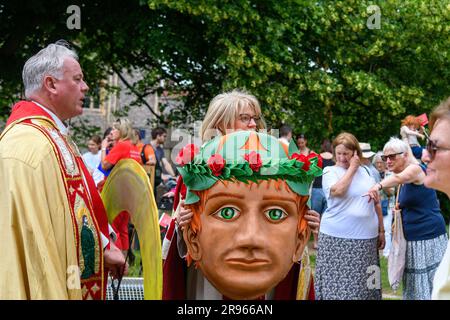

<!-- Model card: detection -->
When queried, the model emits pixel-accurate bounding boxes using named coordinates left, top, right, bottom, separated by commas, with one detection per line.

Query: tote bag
left=388, top=185, right=407, bottom=291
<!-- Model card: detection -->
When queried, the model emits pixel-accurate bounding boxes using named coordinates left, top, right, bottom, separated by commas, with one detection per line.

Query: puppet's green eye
left=215, top=207, right=240, bottom=220
left=265, top=208, right=287, bottom=221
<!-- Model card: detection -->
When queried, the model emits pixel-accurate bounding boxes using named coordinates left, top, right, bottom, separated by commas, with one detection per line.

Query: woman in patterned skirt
left=367, top=137, right=447, bottom=300
left=315, top=132, right=385, bottom=300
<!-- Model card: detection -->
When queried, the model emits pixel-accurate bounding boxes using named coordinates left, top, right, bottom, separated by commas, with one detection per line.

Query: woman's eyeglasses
left=426, top=139, right=450, bottom=160
left=239, top=114, right=261, bottom=125
left=381, top=152, right=403, bottom=162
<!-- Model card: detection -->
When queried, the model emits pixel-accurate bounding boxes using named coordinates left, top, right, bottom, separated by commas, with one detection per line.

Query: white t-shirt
left=400, top=125, right=421, bottom=146
left=82, top=151, right=101, bottom=172
left=320, top=165, right=379, bottom=239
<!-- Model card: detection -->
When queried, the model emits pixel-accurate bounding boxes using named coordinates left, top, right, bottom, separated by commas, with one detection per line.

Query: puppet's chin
left=198, top=261, right=293, bottom=300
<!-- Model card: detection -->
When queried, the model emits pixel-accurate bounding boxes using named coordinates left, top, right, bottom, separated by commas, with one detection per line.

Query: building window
left=83, top=85, right=101, bottom=109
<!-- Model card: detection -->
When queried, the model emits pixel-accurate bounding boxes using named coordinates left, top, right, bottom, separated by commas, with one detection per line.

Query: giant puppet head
left=176, top=131, right=322, bottom=299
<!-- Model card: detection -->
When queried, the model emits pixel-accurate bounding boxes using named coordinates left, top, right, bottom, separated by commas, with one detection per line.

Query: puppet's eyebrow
left=262, top=195, right=297, bottom=204
left=207, top=192, right=245, bottom=201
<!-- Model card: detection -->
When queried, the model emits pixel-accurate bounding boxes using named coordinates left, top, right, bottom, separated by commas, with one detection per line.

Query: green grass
left=128, top=250, right=142, bottom=277
left=379, top=255, right=403, bottom=299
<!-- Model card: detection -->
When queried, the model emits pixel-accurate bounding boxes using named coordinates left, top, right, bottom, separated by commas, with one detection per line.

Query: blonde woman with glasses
left=200, top=90, right=265, bottom=142
left=163, top=89, right=321, bottom=299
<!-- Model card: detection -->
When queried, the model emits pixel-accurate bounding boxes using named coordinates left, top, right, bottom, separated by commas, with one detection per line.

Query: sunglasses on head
left=381, top=152, right=403, bottom=162
left=426, top=139, right=450, bottom=160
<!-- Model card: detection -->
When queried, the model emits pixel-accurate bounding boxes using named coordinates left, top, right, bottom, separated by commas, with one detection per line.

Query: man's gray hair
left=22, top=41, right=78, bottom=99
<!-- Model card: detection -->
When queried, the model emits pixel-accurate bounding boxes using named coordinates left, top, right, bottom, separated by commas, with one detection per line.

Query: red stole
left=5, top=101, right=109, bottom=299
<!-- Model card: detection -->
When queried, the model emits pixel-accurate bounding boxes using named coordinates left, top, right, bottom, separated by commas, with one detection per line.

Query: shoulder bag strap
left=395, top=184, right=402, bottom=210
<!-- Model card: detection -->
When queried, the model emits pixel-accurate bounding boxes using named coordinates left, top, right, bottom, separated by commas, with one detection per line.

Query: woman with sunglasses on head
left=367, top=137, right=447, bottom=300
left=421, top=97, right=450, bottom=300
left=163, top=89, right=321, bottom=299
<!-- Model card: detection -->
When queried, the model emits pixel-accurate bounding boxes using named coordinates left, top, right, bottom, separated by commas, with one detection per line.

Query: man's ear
left=183, top=225, right=202, bottom=261
left=292, top=219, right=311, bottom=263
left=43, top=75, right=58, bottom=94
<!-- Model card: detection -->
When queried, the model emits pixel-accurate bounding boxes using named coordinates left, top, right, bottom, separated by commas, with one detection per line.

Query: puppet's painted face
left=184, top=180, right=309, bottom=300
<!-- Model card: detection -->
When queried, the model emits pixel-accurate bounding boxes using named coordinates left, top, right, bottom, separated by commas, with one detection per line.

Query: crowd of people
left=1, top=41, right=449, bottom=301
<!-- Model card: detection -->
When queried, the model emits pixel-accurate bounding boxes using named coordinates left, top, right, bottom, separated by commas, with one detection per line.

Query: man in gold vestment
left=0, top=41, right=125, bottom=299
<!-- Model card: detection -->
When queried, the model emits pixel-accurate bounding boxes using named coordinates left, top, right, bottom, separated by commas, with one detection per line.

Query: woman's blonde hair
left=112, top=118, right=138, bottom=144
left=332, top=132, right=362, bottom=160
left=200, top=89, right=266, bottom=142
left=429, top=97, right=450, bottom=132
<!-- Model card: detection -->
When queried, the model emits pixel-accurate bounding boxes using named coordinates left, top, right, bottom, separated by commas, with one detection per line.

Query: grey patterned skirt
left=403, top=234, right=448, bottom=300
left=315, top=232, right=382, bottom=300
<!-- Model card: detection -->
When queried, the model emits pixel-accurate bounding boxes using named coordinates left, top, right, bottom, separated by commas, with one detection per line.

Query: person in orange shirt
left=101, top=118, right=142, bottom=170
left=101, top=118, right=142, bottom=253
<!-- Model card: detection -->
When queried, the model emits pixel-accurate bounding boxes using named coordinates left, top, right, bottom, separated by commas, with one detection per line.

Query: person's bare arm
left=162, top=158, right=176, bottom=177
left=375, top=202, right=385, bottom=250
left=366, top=164, right=423, bottom=201
left=146, top=154, right=156, bottom=166
left=402, top=126, right=425, bottom=139
left=330, top=151, right=360, bottom=197
left=100, top=138, right=114, bottom=170
left=381, top=164, right=423, bottom=187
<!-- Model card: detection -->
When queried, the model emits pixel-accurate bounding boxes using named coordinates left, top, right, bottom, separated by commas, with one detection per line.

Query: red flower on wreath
left=244, top=151, right=263, bottom=172
left=308, top=152, right=323, bottom=168
left=207, top=154, right=226, bottom=176
left=291, top=153, right=311, bottom=171
left=176, top=144, right=199, bottom=166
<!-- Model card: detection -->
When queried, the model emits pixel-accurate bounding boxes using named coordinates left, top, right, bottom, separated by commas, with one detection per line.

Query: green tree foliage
left=146, top=0, right=450, bottom=150
left=0, top=0, right=221, bottom=126
left=1, top=1, right=449, bottom=217
left=0, top=0, right=449, bottom=150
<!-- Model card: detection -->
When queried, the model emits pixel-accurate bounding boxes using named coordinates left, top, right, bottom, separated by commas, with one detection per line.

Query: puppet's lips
left=225, top=258, right=269, bottom=267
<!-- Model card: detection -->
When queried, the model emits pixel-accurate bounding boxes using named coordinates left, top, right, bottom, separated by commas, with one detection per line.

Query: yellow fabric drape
left=296, top=246, right=312, bottom=300
left=142, top=164, right=156, bottom=189
left=101, top=159, right=162, bottom=299
left=0, top=124, right=81, bottom=299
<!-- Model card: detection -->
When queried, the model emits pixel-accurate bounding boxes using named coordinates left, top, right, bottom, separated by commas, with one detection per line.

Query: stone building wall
left=75, top=72, right=180, bottom=163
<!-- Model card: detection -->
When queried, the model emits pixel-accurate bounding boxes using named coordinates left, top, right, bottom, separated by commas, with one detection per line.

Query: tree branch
left=110, top=64, right=167, bottom=125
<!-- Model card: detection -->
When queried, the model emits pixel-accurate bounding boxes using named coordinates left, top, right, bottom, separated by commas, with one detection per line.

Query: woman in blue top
left=367, top=137, right=447, bottom=300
